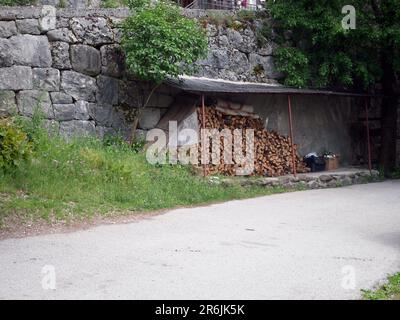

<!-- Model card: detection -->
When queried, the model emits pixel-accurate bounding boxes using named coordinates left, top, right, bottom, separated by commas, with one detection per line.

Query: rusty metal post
left=201, top=94, right=206, bottom=177
left=287, top=95, right=297, bottom=177
left=365, top=98, right=372, bottom=173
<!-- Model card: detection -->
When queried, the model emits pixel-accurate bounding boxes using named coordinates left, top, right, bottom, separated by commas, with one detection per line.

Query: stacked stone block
left=0, top=6, right=174, bottom=138
left=0, top=6, right=355, bottom=143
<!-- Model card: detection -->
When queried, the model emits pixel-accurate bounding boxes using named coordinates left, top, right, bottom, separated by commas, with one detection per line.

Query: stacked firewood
left=197, top=106, right=309, bottom=177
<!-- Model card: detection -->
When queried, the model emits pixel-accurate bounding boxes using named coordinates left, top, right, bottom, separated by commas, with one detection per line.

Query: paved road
left=0, top=181, right=399, bottom=299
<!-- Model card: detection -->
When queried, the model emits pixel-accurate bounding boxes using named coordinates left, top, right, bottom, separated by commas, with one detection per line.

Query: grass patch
left=0, top=0, right=37, bottom=6
left=100, top=0, right=127, bottom=8
left=362, top=273, right=400, bottom=300
left=0, top=114, right=284, bottom=229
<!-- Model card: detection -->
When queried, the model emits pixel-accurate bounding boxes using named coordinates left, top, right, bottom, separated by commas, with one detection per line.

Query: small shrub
left=0, top=118, right=32, bottom=172
left=102, top=132, right=145, bottom=153
left=236, top=10, right=257, bottom=23
left=80, top=148, right=105, bottom=170
left=13, top=105, right=49, bottom=153
left=58, top=0, right=67, bottom=8
left=199, top=12, right=236, bottom=29
left=253, top=64, right=265, bottom=76
left=390, top=167, right=400, bottom=179
left=130, top=138, right=145, bottom=153
left=101, top=0, right=126, bottom=8
left=230, top=20, right=246, bottom=31
left=362, top=272, right=400, bottom=300
left=103, top=132, right=128, bottom=148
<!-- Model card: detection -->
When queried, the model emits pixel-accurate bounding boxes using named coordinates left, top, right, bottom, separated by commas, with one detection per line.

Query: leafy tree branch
left=121, top=0, right=208, bottom=143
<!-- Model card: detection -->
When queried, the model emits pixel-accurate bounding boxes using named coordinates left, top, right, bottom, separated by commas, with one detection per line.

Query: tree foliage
left=267, top=0, right=400, bottom=90
left=120, top=0, right=208, bottom=142
left=121, top=0, right=208, bottom=85
left=267, top=0, right=400, bottom=173
left=0, top=119, right=32, bottom=172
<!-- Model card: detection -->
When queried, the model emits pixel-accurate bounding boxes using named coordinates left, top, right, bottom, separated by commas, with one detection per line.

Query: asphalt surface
left=0, top=181, right=399, bottom=299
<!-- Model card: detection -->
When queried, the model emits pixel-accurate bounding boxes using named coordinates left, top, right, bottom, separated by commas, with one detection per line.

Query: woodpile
left=197, top=105, right=309, bottom=177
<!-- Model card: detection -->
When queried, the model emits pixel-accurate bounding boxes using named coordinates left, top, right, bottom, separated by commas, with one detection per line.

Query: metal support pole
left=287, top=95, right=297, bottom=177
left=365, top=98, right=372, bottom=173
left=201, top=94, right=206, bottom=177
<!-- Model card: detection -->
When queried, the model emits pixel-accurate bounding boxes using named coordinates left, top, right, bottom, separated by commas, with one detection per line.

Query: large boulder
left=53, top=103, right=75, bottom=121
left=50, top=92, right=73, bottom=104
left=33, top=68, right=60, bottom=91
left=100, top=44, right=125, bottom=78
left=70, top=45, right=101, bottom=76
left=51, top=41, right=71, bottom=69
left=0, top=21, right=17, bottom=38
left=74, top=100, right=91, bottom=120
left=88, top=103, right=126, bottom=128
left=198, top=49, right=229, bottom=69
left=70, top=17, right=114, bottom=46
left=249, top=54, right=283, bottom=79
left=0, top=66, right=33, bottom=90
left=53, top=100, right=91, bottom=121
left=3, top=35, right=52, bottom=67
left=0, top=90, right=17, bottom=117
left=88, top=103, right=113, bottom=126
left=61, top=70, right=97, bottom=102
left=0, top=38, right=13, bottom=67
left=16, top=19, right=40, bottom=35
left=118, top=80, right=141, bottom=108
left=16, top=90, right=54, bottom=119
left=138, top=108, right=161, bottom=130
left=96, top=75, right=118, bottom=105
left=227, top=28, right=257, bottom=54
left=227, top=49, right=250, bottom=77
left=47, top=28, right=78, bottom=43
left=59, top=120, right=96, bottom=139
left=39, top=5, right=56, bottom=32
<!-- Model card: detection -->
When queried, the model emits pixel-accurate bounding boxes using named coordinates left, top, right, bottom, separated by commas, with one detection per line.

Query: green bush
left=390, top=167, right=400, bottom=179
left=275, top=47, right=310, bottom=87
left=235, top=10, right=257, bottom=23
left=0, top=119, right=32, bottom=172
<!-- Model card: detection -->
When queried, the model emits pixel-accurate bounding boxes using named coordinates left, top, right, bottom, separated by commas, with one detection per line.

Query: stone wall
left=216, top=169, right=381, bottom=190
left=195, top=21, right=282, bottom=82
left=0, top=6, right=281, bottom=139
left=0, top=6, right=180, bottom=138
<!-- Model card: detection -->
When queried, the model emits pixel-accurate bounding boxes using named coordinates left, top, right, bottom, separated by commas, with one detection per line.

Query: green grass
left=101, top=0, right=127, bottom=8
left=0, top=0, right=37, bottom=6
left=362, top=273, right=400, bottom=300
left=0, top=115, right=285, bottom=229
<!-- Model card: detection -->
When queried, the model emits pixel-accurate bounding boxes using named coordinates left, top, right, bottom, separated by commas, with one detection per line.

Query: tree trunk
left=129, top=84, right=159, bottom=145
left=379, top=51, right=398, bottom=175
left=129, top=109, right=142, bottom=145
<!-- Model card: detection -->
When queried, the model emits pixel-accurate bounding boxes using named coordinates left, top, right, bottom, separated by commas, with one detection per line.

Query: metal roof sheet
left=165, top=76, right=374, bottom=97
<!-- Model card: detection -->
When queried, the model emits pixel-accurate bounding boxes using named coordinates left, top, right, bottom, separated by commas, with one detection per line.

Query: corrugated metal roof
left=165, top=76, right=374, bottom=97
